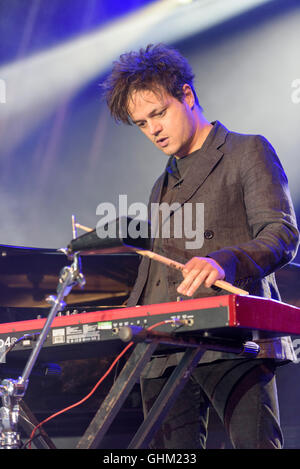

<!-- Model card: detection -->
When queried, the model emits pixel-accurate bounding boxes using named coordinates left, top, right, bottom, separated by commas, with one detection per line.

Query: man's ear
left=182, top=83, right=195, bottom=109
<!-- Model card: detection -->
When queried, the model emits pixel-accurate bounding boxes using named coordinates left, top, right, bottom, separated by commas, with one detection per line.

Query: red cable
left=27, top=320, right=172, bottom=449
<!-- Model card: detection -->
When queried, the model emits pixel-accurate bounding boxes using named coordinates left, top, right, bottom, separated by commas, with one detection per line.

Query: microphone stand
left=0, top=250, right=85, bottom=449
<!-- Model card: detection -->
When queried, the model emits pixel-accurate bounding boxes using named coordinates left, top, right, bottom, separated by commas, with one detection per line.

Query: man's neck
left=175, top=115, right=213, bottom=159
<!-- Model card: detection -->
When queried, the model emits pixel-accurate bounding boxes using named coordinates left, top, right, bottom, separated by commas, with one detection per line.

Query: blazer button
left=204, top=230, right=214, bottom=239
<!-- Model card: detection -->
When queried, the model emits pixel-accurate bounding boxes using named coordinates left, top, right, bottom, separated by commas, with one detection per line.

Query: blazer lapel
left=147, top=122, right=228, bottom=243
left=175, top=121, right=228, bottom=205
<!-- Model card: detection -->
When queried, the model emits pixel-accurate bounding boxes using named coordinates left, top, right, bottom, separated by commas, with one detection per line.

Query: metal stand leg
left=76, top=327, right=259, bottom=449
left=19, top=400, right=56, bottom=449
left=76, top=341, right=158, bottom=449
left=128, top=347, right=205, bottom=449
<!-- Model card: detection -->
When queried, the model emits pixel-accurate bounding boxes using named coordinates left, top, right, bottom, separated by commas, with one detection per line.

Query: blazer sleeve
left=207, top=136, right=299, bottom=285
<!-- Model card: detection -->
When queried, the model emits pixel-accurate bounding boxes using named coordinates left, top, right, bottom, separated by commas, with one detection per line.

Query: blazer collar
left=153, top=120, right=229, bottom=205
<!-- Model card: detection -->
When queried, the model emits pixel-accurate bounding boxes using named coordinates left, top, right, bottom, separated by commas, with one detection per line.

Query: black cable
left=0, top=333, right=40, bottom=363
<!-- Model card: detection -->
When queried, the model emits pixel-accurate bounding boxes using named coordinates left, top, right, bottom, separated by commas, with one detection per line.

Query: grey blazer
left=127, top=121, right=299, bottom=369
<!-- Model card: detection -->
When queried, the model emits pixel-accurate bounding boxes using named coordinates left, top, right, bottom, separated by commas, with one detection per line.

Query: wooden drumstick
left=75, top=222, right=93, bottom=232
left=136, top=250, right=249, bottom=296
left=74, top=223, right=248, bottom=296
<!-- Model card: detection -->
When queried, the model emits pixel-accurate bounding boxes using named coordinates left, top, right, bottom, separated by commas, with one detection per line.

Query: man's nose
left=148, top=120, right=162, bottom=136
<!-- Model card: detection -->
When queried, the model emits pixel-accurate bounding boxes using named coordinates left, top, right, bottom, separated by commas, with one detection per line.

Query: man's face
left=127, top=85, right=198, bottom=158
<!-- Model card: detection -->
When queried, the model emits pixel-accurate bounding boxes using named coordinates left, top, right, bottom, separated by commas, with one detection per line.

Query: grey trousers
left=140, top=358, right=283, bottom=449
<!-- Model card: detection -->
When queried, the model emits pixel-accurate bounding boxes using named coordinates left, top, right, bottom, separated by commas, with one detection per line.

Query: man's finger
left=177, top=268, right=200, bottom=294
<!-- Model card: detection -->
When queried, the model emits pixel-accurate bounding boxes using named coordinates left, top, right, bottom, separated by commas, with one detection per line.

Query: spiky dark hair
left=101, top=43, right=200, bottom=124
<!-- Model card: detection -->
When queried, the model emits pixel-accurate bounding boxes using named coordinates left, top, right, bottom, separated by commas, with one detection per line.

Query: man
left=102, top=44, right=299, bottom=449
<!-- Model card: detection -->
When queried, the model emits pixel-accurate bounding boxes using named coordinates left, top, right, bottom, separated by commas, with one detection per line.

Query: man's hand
left=177, top=257, right=225, bottom=297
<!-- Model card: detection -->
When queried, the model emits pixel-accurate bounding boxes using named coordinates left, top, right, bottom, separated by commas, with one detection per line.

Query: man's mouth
left=156, top=137, right=169, bottom=147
